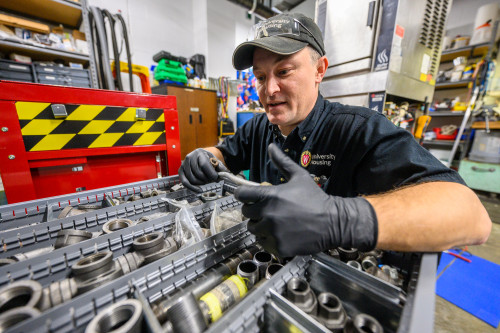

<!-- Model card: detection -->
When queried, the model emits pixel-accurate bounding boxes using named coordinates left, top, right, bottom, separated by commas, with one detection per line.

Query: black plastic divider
left=0, top=176, right=182, bottom=226
left=0, top=183, right=222, bottom=257
left=8, top=222, right=253, bottom=333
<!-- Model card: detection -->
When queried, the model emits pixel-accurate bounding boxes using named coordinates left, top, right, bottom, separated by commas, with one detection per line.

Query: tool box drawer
left=34, top=64, right=90, bottom=78
left=459, top=159, right=500, bottom=194
left=0, top=59, right=35, bottom=82
left=37, top=73, right=91, bottom=88
left=0, top=59, right=32, bottom=73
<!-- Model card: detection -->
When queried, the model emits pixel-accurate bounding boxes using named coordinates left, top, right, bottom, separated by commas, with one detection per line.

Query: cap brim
left=233, top=36, right=308, bottom=70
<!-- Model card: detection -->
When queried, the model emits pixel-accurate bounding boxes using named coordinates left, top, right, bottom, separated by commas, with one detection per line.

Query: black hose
left=101, top=9, right=122, bottom=91
left=89, top=6, right=115, bottom=90
left=115, top=13, right=134, bottom=92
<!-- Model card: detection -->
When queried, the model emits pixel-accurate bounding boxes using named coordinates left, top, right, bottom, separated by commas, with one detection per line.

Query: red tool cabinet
left=0, top=81, right=181, bottom=204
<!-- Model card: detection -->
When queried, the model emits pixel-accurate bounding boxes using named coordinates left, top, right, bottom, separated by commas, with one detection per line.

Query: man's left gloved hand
left=234, top=143, right=378, bottom=258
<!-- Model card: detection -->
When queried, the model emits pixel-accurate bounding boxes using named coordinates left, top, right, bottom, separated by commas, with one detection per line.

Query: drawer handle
left=471, top=166, right=496, bottom=173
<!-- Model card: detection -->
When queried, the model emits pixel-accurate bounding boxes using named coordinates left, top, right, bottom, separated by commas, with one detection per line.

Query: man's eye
left=278, top=69, right=289, bottom=76
left=256, top=76, right=265, bottom=82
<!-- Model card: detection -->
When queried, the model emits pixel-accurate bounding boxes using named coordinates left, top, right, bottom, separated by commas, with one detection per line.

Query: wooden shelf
left=435, top=80, right=472, bottom=90
left=0, top=0, right=82, bottom=28
left=472, top=121, right=500, bottom=130
left=0, top=39, right=89, bottom=63
left=440, top=42, right=490, bottom=62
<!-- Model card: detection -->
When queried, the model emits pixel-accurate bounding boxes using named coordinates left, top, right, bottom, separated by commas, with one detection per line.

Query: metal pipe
left=237, top=260, right=259, bottom=289
left=167, top=293, right=207, bottom=333
left=265, top=263, right=283, bottom=279
left=253, top=251, right=272, bottom=279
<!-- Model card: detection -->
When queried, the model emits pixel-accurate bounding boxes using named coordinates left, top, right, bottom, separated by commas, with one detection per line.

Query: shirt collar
left=267, top=94, right=325, bottom=140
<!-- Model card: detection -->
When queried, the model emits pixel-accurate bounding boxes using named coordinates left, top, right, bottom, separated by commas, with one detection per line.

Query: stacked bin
left=0, top=176, right=437, bottom=333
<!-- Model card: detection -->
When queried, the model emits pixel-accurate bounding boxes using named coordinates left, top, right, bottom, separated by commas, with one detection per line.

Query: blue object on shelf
left=237, top=112, right=256, bottom=128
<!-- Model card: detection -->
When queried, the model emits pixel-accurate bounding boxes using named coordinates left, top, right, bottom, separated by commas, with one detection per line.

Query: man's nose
left=266, top=76, right=280, bottom=96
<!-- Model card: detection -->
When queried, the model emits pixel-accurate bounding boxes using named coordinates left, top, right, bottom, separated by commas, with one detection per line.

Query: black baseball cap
left=232, top=13, right=325, bottom=70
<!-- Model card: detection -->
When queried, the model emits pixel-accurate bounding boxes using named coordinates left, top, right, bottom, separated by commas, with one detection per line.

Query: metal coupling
left=0, top=280, right=44, bottom=313
left=380, top=265, right=403, bottom=287
left=10, top=246, right=54, bottom=262
left=200, top=191, right=218, bottom=202
left=72, top=252, right=115, bottom=282
left=345, top=313, right=384, bottom=333
left=286, top=277, right=317, bottom=316
left=253, top=251, right=272, bottom=280
left=133, top=234, right=177, bottom=265
left=365, top=266, right=392, bottom=284
left=337, top=247, right=359, bottom=262
left=167, top=293, right=207, bottom=333
left=347, top=260, right=362, bottom=271
left=316, top=292, right=347, bottom=332
left=75, top=262, right=123, bottom=295
left=361, top=256, right=379, bottom=271
left=0, top=306, right=40, bottom=332
left=265, top=263, right=283, bottom=279
left=85, top=299, right=143, bottom=333
left=40, top=278, right=78, bottom=310
left=237, top=260, right=259, bottom=289
left=54, top=229, right=93, bottom=249
left=102, top=218, right=134, bottom=234
left=116, top=252, right=144, bottom=275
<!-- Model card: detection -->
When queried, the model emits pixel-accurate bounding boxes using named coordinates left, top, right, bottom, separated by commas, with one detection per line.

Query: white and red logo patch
left=300, top=150, right=312, bottom=167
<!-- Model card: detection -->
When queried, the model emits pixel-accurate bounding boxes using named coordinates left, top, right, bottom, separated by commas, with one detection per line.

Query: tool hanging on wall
left=217, top=76, right=235, bottom=138
left=88, top=7, right=133, bottom=91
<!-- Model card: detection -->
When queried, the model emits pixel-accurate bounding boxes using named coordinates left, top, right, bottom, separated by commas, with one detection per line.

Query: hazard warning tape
left=16, top=102, right=166, bottom=152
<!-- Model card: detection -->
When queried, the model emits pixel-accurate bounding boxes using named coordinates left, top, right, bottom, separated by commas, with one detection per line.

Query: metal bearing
left=72, top=252, right=114, bottom=281
left=85, top=299, right=143, bottom=333
left=0, top=280, right=44, bottom=313
left=0, top=306, right=40, bottom=332
left=54, top=229, right=93, bottom=249
left=102, top=219, right=134, bottom=234
left=133, top=232, right=165, bottom=256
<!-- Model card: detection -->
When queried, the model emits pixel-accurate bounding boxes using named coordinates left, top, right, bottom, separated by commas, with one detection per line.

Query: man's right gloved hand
left=178, top=149, right=228, bottom=192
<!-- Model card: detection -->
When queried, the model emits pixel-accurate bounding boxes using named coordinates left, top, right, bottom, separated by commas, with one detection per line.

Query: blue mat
left=436, top=249, right=500, bottom=328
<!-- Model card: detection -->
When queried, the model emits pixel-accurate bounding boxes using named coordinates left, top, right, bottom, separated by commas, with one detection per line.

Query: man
left=179, top=13, right=491, bottom=258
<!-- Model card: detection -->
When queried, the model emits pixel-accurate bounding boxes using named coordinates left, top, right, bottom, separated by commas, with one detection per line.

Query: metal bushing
left=40, top=278, right=78, bottom=310
left=346, top=261, right=362, bottom=271
left=0, top=306, right=40, bottom=332
left=54, top=229, right=93, bottom=249
left=133, top=232, right=165, bottom=256
left=0, top=280, right=44, bottom=313
left=361, top=256, right=379, bottom=272
left=237, top=260, right=259, bottom=289
left=143, top=237, right=178, bottom=264
left=0, top=259, right=16, bottom=267
left=102, top=219, right=134, bottom=234
left=286, top=277, right=317, bottom=315
left=200, top=191, right=218, bottom=202
left=76, top=262, right=123, bottom=295
left=10, top=246, right=54, bottom=262
left=346, top=313, right=384, bottom=333
left=316, top=292, right=347, bottom=332
left=167, top=293, right=207, bottom=333
left=116, top=252, right=144, bottom=275
left=85, top=299, right=143, bottom=333
left=337, top=248, right=359, bottom=262
left=72, top=252, right=114, bottom=281
left=253, top=251, right=273, bottom=279
left=265, top=263, right=283, bottom=279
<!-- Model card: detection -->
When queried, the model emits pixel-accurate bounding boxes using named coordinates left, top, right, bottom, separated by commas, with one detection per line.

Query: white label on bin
left=44, top=68, right=54, bottom=72
left=45, top=76, right=56, bottom=80
left=8, top=65, right=26, bottom=71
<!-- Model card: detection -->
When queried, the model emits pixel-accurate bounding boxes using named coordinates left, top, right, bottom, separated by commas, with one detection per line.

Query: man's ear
left=316, top=56, right=328, bottom=83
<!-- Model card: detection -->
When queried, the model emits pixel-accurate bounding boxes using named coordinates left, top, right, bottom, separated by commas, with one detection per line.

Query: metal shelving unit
left=0, top=0, right=98, bottom=87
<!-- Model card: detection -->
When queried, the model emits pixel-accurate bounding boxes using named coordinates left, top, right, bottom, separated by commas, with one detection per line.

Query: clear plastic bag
left=210, top=205, right=244, bottom=235
left=163, top=198, right=205, bottom=248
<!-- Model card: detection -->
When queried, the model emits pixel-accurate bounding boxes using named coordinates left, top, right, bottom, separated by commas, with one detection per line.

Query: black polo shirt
left=217, top=94, right=465, bottom=197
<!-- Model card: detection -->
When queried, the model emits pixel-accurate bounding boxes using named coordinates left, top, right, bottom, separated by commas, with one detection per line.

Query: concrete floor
left=434, top=194, right=500, bottom=333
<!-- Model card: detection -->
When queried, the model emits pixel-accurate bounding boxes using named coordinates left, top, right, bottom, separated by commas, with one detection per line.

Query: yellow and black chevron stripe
left=16, top=102, right=166, bottom=152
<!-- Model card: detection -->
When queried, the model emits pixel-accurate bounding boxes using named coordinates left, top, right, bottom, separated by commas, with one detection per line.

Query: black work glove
left=234, top=143, right=378, bottom=258
left=178, top=149, right=229, bottom=193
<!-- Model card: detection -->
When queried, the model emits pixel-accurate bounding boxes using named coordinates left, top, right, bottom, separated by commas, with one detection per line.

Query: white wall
left=446, top=0, right=499, bottom=37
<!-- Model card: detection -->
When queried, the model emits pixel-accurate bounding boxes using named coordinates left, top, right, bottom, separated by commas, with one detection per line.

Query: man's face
left=253, top=47, right=321, bottom=132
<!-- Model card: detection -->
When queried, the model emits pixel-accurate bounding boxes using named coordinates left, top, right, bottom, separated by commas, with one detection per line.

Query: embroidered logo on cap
left=301, top=151, right=311, bottom=167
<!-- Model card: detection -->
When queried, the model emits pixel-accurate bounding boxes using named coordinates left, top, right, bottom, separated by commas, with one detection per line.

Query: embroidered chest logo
left=301, top=151, right=312, bottom=167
